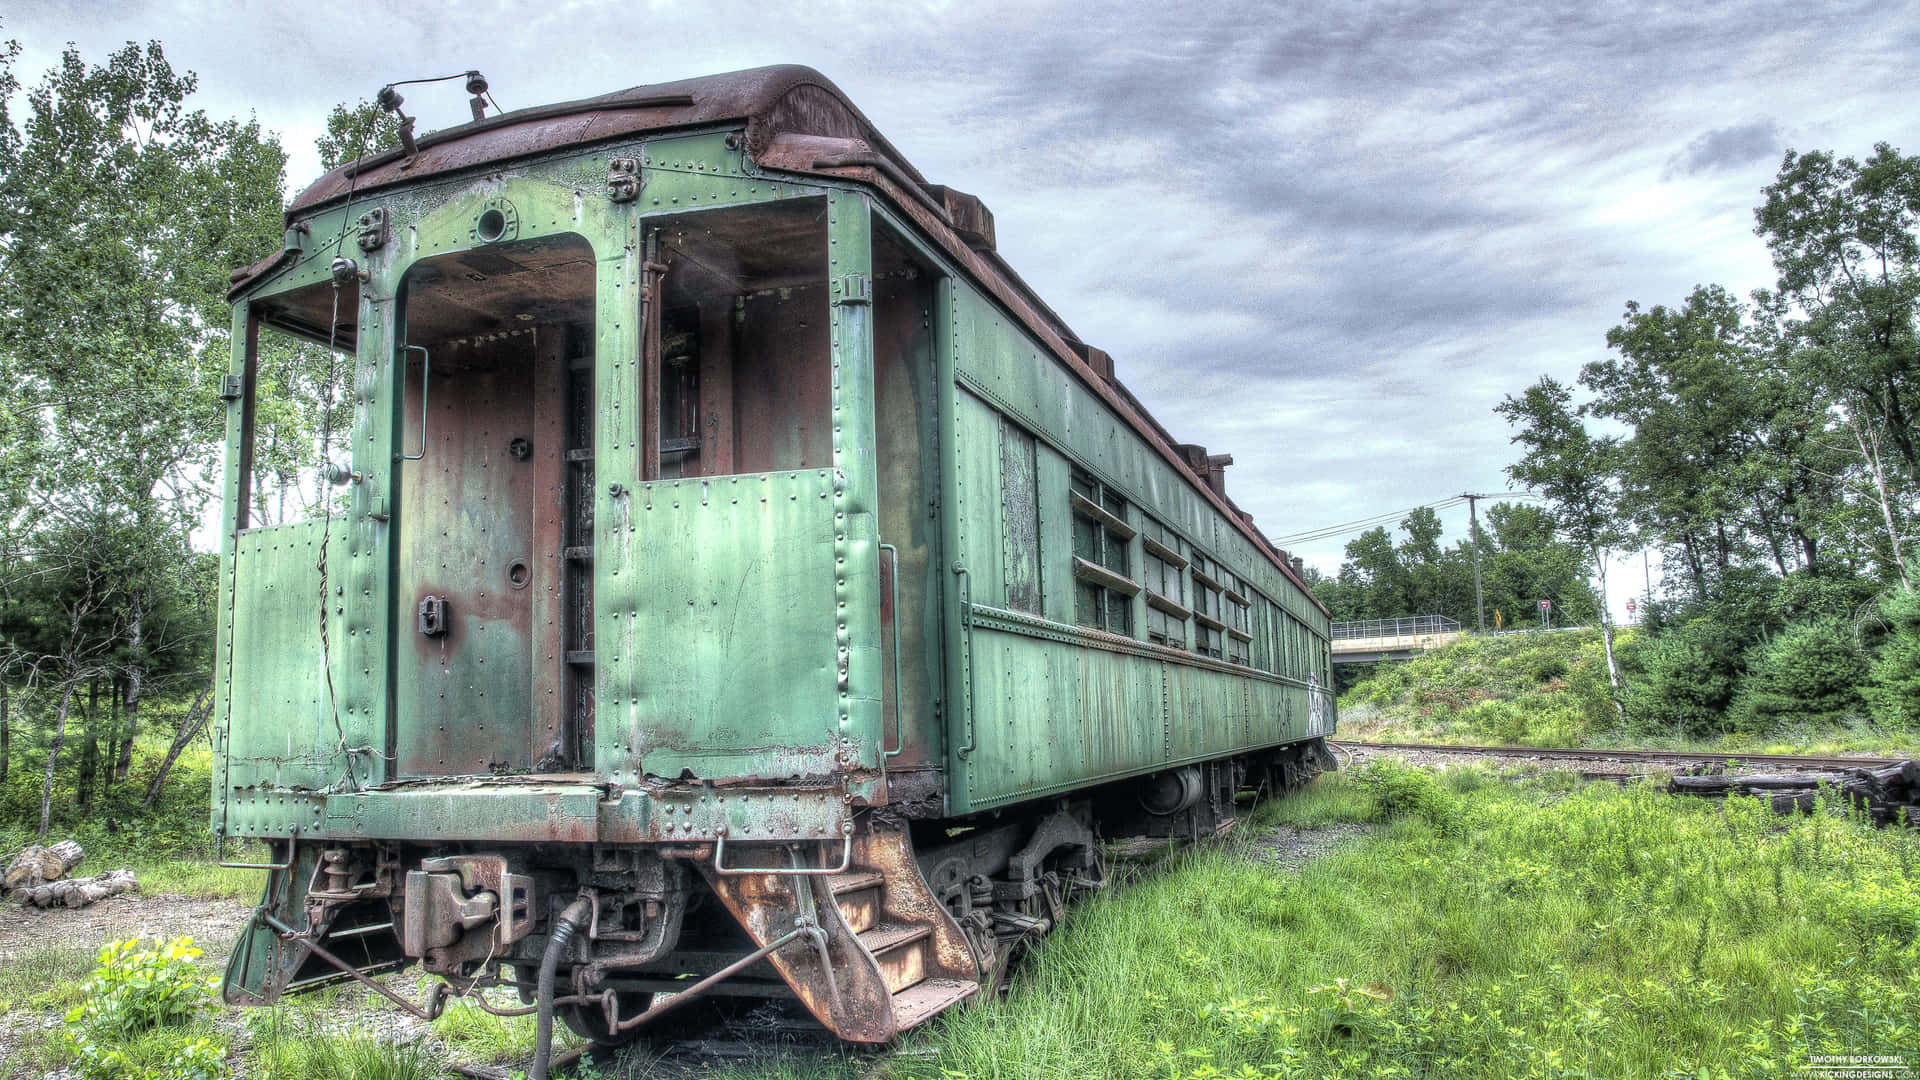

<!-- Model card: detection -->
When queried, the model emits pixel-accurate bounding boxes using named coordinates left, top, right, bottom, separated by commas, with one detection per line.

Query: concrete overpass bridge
left=1331, top=615, right=1464, bottom=663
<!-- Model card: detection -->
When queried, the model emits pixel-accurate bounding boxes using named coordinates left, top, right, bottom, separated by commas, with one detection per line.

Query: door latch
left=417, top=595, right=450, bottom=637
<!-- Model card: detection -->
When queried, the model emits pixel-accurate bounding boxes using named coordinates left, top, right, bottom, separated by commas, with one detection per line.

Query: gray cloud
left=1666, top=119, right=1783, bottom=178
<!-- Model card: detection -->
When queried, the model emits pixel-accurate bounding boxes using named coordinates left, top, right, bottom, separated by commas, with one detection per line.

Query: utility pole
left=1461, top=493, right=1489, bottom=633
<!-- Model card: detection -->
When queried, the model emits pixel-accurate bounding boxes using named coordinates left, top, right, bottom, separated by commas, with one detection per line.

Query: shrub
left=63, top=937, right=226, bottom=1080
left=1864, top=584, right=1920, bottom=733
left=1729, top=618, right=1868, bottom=733
left=1625, top=619, right=1745, bottom=737
left=1353, top=758, right=1458, bottom=833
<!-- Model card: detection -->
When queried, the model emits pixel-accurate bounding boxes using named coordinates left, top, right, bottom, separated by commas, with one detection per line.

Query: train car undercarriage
left=225, top=739, right=1334, bottom=1076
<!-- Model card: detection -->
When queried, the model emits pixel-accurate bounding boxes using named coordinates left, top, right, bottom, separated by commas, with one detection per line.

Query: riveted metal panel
left=963, top=620, right=1164, bottom=808
left=953, top=392, right=1005, bottom=592
left=828, top=190, right=885, bottom=797
left=599, top=471, right=846, bottom=784
left=599, top=786, right=849, bottom=844
left=223, top=520, right=356, bottom=797
left=955, top=603, right=1321, bottom=809
left=323, top=783, right=600, bottom=842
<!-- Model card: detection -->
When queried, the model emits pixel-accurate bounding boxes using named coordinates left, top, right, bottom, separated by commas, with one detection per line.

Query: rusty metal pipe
left=258, top=912, right=448, bottom=1020
left=531, top=896, right=593, bottom=1080
left=610, top=923, right=808, bottom=1034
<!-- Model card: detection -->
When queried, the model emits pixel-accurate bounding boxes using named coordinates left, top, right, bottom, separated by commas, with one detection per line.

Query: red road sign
left=1625, top=599, right=1637, bottom=613
left=1538, top=599, right=1551, bottom=611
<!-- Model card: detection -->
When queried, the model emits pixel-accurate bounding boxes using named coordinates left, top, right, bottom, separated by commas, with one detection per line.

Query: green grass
left=1337, top=629, right=1621, bottom=747
left=430, top=990, right=586, bottom=1064
left=0, top=940, right=97, bottom=1014
left=116, top=852, right=260, bottom=900
left=247, top=1007, right=440, bottom=1080
left=860, top=769, right=1920, bottom=1080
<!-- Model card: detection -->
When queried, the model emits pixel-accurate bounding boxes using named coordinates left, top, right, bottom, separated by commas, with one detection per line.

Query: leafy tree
left=1331, top=526, right=1408, bottom=620
left=1311, top=503, right=1598, bottom=628
left=0, top=41, right=283, bottom=812
left=1755, top=144, right=1919, bottom=588
left=1497, top=377, right=1626, bottom=694
left=315, top=99, right=404, bottom=172
left=1586, top=285, right=1845, bottom=602
left=1755, top=144, right=1920, bottom=484
left=1478, top=503, right=1599, bottom=627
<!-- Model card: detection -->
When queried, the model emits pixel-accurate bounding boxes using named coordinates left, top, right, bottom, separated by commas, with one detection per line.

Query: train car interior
left=651, top=196, right=831, bottom=479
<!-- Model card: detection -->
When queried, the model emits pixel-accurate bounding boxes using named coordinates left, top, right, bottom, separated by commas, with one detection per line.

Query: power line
left=1267, top=496, right=1466, bottom=546
left=1268, top=491, right=1544, bottom=547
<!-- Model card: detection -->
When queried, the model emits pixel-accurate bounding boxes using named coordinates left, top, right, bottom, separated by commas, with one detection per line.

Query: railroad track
left=1329, top=740, right=1906, bottom=771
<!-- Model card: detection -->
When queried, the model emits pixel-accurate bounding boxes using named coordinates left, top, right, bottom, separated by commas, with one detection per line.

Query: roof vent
left=924, top=185, right=996, bottom=252
left=1067, top=342, right=1114, bottom=382
left=1177, top=444, right=1232, bottom=498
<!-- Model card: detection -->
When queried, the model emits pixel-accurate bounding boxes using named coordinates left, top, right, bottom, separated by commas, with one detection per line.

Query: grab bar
left=880, top=543, right=904, bottom=758
left=400, top=345, right=430, bottom=460
left=712, top=828, right=854, bottom=877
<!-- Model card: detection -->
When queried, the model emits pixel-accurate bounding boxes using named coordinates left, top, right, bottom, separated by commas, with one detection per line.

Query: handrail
left=400, top=345, right=430, bottom=461
left=217, top=829, right=298, bottom=870
left=951, top=563, right=975, bottom=759
left=712, top=827, right=855, bottom=877
left=880, top=543, right=904, bottom=758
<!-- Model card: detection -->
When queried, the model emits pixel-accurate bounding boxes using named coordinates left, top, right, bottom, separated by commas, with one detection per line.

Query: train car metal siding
left=920, top=248, right=1332, bottom=814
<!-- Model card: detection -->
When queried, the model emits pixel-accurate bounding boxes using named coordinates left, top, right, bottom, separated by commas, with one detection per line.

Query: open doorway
left=391, top=233, right=597, bottom=777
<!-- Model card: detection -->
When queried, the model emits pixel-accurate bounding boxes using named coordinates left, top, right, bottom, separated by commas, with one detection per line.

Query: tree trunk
left=1, top=679, right=9, bottom=784
left=1680, top=532, right=1707, bottom=599
left=1878, top=373, right=1919, bottom=482
left=141, top=678, right=214, bottom=809
left=116, top=616, right=142, bottom=782
left=1854, top=418, right=1912, bottom=591
left=115, top=676, right=139, bottom=781
left=38, top=678, right=78, bottom=838
left=3, top=840, right=86, bottom=892
left=103, top=680, right=120, bottom=794
left=1754, top=502, right=1790, bottom=576
left=77, top=681, right=98, bottom=811
left=1593, top=548, right=1622, bottom=710
left=16, top=868, right=137, bottom=909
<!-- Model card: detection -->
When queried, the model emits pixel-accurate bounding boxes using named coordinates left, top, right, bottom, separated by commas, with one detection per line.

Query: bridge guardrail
left=1331, top=615, right=1462, bottom=641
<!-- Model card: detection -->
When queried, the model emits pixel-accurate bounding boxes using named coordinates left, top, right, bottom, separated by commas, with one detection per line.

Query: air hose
left=531, top=895, right=593, bottom=1080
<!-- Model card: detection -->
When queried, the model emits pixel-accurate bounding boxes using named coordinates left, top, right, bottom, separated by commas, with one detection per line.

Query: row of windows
left=1064, top=470, right=1321, bottom=679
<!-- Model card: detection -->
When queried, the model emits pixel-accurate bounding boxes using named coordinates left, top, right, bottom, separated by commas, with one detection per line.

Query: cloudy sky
left=9, top=0, right=1918, bottom=596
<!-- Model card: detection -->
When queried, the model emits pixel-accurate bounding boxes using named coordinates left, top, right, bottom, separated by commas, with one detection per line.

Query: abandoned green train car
left=214, top=65, right=1335, bottom=1060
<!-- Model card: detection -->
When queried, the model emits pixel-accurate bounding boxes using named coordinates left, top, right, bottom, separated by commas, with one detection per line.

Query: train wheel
left=559, top=990, right=654, bottom=1047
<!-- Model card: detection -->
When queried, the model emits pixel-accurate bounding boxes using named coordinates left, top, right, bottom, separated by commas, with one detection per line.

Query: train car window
left=1224, top=576, right=1253, bottom=666
left=234, top=284, right=359, bottom=532
left=1000, top=420, right=1043, bottom=614
left=1256, top=597, right=1278, bottom=672
left=1189, top=554, right=1226, bottom=659
left=647, top=198, right=830, bottom=479
left=1140, top=517, right=1189, bottom=649
left=1069, top=472, right=1138, bottom=636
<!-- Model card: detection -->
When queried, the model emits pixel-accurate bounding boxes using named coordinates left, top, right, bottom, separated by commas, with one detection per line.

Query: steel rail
left=1330, top=740, right=1906, bottom=770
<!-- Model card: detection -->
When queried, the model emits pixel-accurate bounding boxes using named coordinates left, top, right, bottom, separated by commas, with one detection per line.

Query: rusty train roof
left=250, top=64, right=1324, bottom=613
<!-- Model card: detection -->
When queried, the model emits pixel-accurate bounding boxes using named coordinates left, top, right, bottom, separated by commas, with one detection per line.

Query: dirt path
left=0, top=891, right=255, bottom=964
